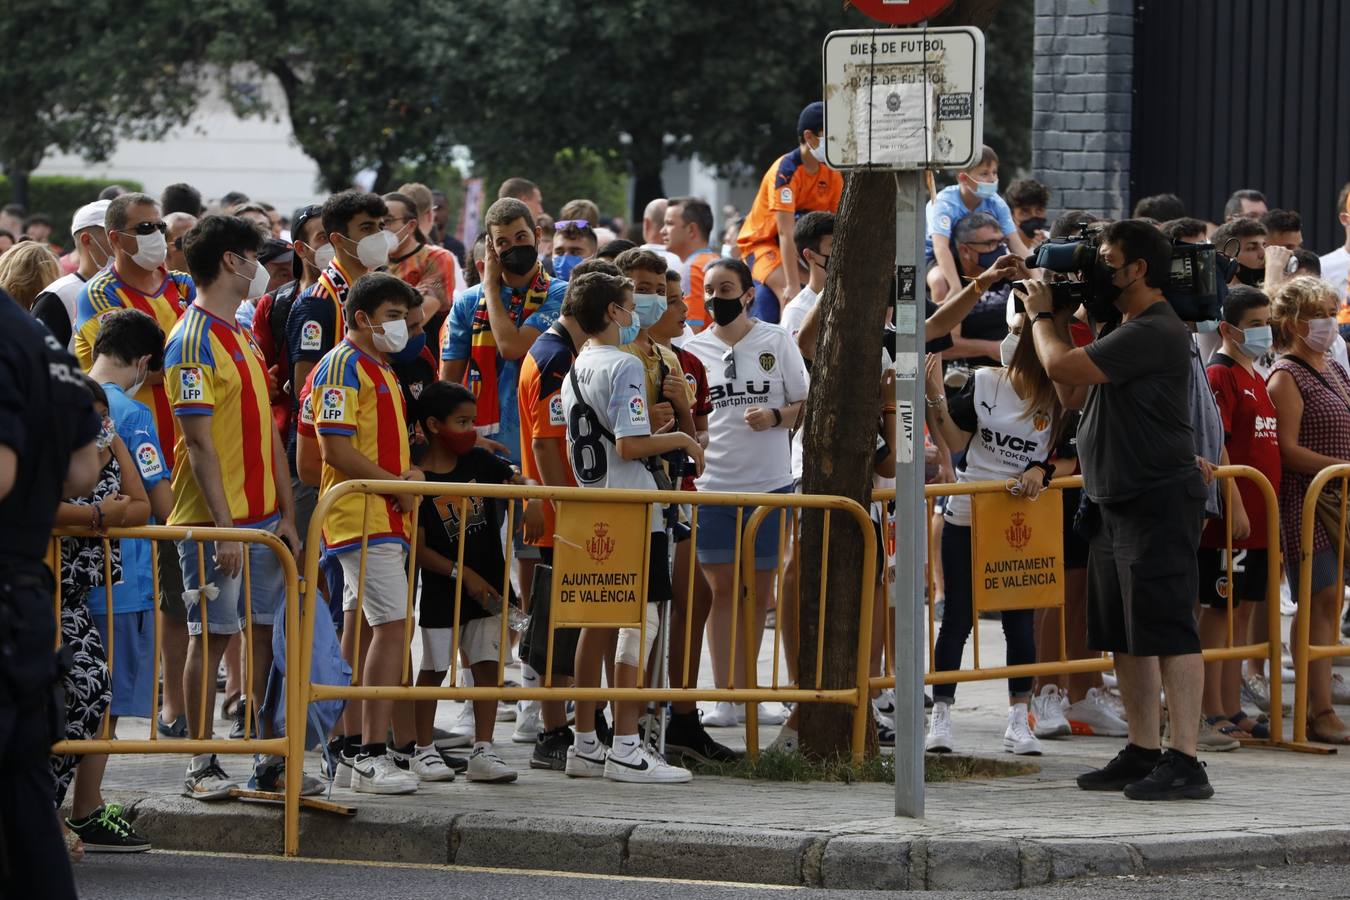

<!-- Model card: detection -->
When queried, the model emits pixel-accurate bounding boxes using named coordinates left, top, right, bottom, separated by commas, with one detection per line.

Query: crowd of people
left=4, top=97, right=1350, bottom=882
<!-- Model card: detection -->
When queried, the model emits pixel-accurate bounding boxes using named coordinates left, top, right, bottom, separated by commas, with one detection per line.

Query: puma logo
left=980, top=401, right=996, bottom=415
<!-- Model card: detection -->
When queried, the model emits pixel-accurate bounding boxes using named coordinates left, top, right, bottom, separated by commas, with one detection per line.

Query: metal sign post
left=821, top=25, right=984, bottom=819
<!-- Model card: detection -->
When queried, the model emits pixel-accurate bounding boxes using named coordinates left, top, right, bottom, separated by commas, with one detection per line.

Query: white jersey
left=945, top=367, right=1053, bottom=527
left=561, top=343, right=661, bottom=531
left=1320, top=246, right=1349, bottom=301
left=41, top=272, right=88, bottom=352
left=683, top=321, right=809, bottom=493
left=639, top=243, right=683, bottom=276
left=780, top=285, right=818, bottom=340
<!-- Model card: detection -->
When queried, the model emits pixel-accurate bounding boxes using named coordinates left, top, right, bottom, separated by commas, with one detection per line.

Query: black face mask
left=1018, top=217, right=1046, bottom=239
left=1235, top=263, right=1265, bottom=287
left=710, top=296, right=745, bottom=327
left=499, top=244, right=538, bottom=276
left=1086, top=261, right=1126, bottom=323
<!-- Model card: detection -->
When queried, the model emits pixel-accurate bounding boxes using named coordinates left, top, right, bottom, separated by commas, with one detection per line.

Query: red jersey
left=673, top=346, right=711, bottom=492
left=1202, top=354, right=1281, bottom=550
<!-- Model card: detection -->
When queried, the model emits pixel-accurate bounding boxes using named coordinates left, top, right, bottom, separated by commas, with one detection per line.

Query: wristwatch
left=1033, top=311, right=1055, bottom=323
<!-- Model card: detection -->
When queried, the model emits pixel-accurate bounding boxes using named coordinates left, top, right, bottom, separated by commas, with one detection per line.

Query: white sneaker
left=496, top=702, right=517, bottom=722
left=604, top=743, right=693, bottom=783
left=1003, top=704, right=1043, bottom=755
left=1333, top=673, right=1350, bottom=705
left=1101, top=671, right=1118, bottom=689
left=467, top=746, right=518, bottom=783
left=872, top=689, right=896, bottom=720
left=334, top=751, right=356, bottom=789
left=511, top=704, right=542, bottom=743
left=925, top=701, right=954, bottom=753
left=564, top=744, right=607, bottom=778
left=736, top=703, right=785, bottom=726
left=184, top=754, right=237, bottom=801
left=701, top=701, right=738, bottom=728
left=437, top=703, right=474, bottom=750
left=391, top=745, right=455, bottom=782
left=767, top=726, right=799, bottom=755
left=1030, top=685, right=1071, bottom=738
left=351, top=753, right=418, bottom=795
left=1064, top=688, right=1129, bottom=737
left=1280, top=579, right=1296, bottom=616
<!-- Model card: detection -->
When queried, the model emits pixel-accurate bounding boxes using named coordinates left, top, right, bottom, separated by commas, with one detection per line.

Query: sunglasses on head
left=122, top=221, right=167, bottom=236
left=554, top=219, right=590, bottom=230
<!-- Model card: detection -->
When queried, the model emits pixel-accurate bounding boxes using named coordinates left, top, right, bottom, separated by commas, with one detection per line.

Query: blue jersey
left=924, top=184, right=1017, bottom=260
left=88, top=383, right=170, bottom=616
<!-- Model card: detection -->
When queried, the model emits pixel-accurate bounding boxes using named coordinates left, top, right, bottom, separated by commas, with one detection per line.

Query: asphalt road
left=71, top=851, right=1350, bottom=899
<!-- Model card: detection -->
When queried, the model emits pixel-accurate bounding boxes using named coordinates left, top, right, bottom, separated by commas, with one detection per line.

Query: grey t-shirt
left=1187, top=334, right=1224, bottom=517
left=1078, top=301, right=1196, bottom=504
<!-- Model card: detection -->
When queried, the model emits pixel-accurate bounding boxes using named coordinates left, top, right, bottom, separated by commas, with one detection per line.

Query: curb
left=121, top=794, right=1350, bottom=891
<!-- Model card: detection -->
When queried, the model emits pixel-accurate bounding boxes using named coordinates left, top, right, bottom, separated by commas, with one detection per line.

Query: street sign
left=847, top=0, right=955, bottom=26
left=822, top=27, right=984, bottom=170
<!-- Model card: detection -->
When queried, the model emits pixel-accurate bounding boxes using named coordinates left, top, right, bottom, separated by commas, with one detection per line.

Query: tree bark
left=797, top=0, right=1003, bottom=762
left=626, top=132, right=666, bottom=230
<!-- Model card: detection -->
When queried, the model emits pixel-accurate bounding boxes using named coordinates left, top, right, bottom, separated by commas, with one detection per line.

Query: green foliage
left=0, top=176, right=144, bottom=249
left=690, top=750, right=1039, bottom=784
left=982, top=1, right=1035, bottom=177
left=475, top=149, right=631, bottom=222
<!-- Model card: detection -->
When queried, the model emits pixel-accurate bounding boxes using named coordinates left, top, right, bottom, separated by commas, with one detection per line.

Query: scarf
left=467, top=268, right=551, bottom=433
left=316, top=260, right=353, bottom=336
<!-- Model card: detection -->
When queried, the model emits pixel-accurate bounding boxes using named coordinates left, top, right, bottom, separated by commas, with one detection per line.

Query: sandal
left=1228, top=712, right=1271, bottom=740
left=1308, top=709, right=1350, bottom=745
left=220, top=691, right=242, bottom=720
left=62, top=822, right=84, bottom=862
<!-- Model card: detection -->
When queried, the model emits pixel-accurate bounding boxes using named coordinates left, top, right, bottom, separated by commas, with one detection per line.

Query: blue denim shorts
left=694, top=487, right=791, bottom=570
left=176, top=516, right=288, bottom=636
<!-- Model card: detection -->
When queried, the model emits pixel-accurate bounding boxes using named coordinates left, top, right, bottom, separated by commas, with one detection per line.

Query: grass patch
left=690, top=750, right=1039, bottom=784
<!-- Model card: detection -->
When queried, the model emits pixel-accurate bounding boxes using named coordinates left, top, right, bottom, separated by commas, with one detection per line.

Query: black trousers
left=0, top=574, right=77, bottom=900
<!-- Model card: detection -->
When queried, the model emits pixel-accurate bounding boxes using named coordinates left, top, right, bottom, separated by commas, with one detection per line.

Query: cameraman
left=1023, top=219, right=1213, bottom=802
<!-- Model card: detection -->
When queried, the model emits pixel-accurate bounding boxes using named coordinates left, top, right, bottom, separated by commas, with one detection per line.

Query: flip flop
left=1308, top=710, right=1350, bottom=745
left=1228, top=712, right=1271, bottom=740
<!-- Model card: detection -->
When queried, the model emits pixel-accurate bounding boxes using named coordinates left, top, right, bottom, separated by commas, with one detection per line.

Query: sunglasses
left=122, top=221, right=167, bottom=236
left=554, top=219, right=590, bottom=230
left=723, top=348, right=736, bottom=381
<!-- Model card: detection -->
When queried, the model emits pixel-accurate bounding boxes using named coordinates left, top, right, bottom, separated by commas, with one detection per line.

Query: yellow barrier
left=1292, top=464, right=1350, bottom=745
left=46, top=524, right=301, bottom=846
left=290, top=480, right=877, bottom=853
left=871, top=466, right=1290, bottom=748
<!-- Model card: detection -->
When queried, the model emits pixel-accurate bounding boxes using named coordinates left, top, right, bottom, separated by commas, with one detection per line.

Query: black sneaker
left=229, top=700, right=254, bottom=740
left=531, top=726, right=575, bottom=770
left=595, top=710, right=613, bottom=748
left=664, top=712, right=742, bottom=764
left=1123, top=749, right=1214, bottom=801
left=67, top=804, right=150, bottom=853
left=438, top=749, right=469, bottom=774
left=156, top=713, right=187, bottom=738
left=1076, top=744, right=1161, bottom=791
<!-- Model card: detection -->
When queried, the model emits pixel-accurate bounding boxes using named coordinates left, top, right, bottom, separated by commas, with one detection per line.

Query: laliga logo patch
left=549, top=394, right=565, bottom=426
left=779, top=187, right=793, bottom=204
left=629, top=396, right=646, bottom=421
left=320, top=387, right=346, bottom=421
left=300, top=320, right=322, bottom=351
left=135, top=443, right=163, bottom=478
left=179, top=367, right=204, bottom=402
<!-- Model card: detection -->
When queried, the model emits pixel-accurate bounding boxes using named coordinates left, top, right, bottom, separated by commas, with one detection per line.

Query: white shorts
left=419, top=616, right=503, bottom=671
left=615, top=602, right=660, bottom=668
left=339, top=543, right=410, bottom=626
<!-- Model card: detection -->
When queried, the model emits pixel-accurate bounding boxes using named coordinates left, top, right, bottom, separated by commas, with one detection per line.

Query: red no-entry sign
left=847, top=0, right=955, bottom=25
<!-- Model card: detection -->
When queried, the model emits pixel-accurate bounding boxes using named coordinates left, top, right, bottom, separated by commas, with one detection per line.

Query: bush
left=0, top=176, right=144, bottom=251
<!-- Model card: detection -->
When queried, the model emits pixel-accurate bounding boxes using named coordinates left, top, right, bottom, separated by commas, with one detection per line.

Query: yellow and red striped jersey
left=74, top=267, right=194, bottom=468
left=164, top=304, right=278, bottom=527
left=312, top=339, right=412, bottom=552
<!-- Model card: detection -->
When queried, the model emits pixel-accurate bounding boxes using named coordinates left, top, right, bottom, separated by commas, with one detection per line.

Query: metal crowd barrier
left=1292, top=464, right=1350, bottom=746
left=47, top=524, right=302, bottom=847
left=870, top=466, right=1292, bottom=749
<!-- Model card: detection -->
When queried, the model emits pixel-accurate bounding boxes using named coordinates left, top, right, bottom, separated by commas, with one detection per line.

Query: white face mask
left=1303, top=316, right=1340, bottom=354
left=370, top=316, right=409, bottom=354
left=999, top=332, right=1020, bottom=367
left=128, top=359, right=150, bottom=398
left=312, top=242, right=336, bottom=271
left=343, top=232, right=390, bottom=269
left=125, top=230, right=168, bottom=270
left=809, top=135, right=828, bottom=163
left=229, top=253, right=270, bottom=299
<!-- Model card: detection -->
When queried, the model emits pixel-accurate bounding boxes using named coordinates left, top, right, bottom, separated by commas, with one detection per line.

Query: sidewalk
left=94, top=615, right=1350, bottom=891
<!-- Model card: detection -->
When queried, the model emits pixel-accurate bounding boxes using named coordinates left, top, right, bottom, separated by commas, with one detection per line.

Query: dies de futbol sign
left=847, top=0, right=955, bottom=26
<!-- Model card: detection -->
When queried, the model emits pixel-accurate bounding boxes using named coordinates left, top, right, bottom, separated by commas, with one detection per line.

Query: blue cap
left=797, top=101, right=825, bottom=139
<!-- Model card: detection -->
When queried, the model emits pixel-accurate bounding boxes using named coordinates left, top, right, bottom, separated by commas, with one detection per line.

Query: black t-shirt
left=0, top=290, right=100, bottom=571
left=417, top=448, right=516, bottom=628
left=31, top=290, right=73, bottom=349
left=1079, top=301, right=1195, bottom=503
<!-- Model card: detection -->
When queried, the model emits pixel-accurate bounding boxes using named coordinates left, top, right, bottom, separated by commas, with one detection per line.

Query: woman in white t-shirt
left=682, top=258, right=808, bottom=727
left=922, top=313, right=1062, bottom=757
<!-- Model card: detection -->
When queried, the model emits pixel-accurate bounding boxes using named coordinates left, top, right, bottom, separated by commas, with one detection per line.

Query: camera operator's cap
left=798, top=101, right=825, bottom=138
left=259, top=237, right=294, bottom=267
left=289, top=204, right=322, bottom=279
left=71, top=199, right=111, bottom=235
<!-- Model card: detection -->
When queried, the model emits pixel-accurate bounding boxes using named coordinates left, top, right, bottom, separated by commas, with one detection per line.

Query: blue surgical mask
left=633, top=292, right=668, bottom=328
left=1239, top=324, right=1273, bottom=359
left=554, top=253, right=583, bottom=281
left=974, top=179, right=999, bottom=199
left=976, top=245, right=1007, bottom=271
left=388, top=331, right=428, bottom=364
left=1196, top=319, right=1221, bottom=333
left=615, top=305, right=640, bottom=345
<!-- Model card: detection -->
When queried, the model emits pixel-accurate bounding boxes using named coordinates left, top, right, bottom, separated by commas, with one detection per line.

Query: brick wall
left=1031, top=0, right=1134, bottom=220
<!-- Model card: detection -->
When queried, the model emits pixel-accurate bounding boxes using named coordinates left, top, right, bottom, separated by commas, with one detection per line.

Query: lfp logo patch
left=629, top=396, right=646, bottom=421
left=135, top=442, right=164, bottom=478
left=548, top=394, right=565, bottom=426
left=300, top=320, right=322, bottom=351
left=320, top=387, right=346, bottom=421
left=179, top=367, right=204, bottom=402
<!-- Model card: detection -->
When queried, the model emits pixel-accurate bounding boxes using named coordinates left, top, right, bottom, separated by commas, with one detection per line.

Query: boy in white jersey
left=559, top=271, right=704, bottom=784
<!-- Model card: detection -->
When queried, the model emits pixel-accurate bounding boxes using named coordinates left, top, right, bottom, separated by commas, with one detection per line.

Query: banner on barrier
left=971, top=490, right=1063, bottom=611
left=551, top=500, right=648, bottom=626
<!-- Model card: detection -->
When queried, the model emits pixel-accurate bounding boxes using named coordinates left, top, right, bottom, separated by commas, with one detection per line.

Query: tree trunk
left=9, top=168, right=30, bottom=211
left=797, top=172, right=895, bottom=760
left=797, top=0, right=1003, bottom=762
left=627, top=133, right=665, bottom=231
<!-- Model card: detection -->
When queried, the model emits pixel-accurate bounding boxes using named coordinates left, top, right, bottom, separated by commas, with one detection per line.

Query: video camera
left=1015, top=225, right=1229, bottom=323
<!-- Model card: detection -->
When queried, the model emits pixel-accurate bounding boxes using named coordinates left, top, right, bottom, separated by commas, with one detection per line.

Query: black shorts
left=1087, top=473, right=1206, bottom=657
left=155, top=539, right=188, bottom=621
left=1197, top=547, right=1270, bottom=608
left=648, top=532, right=673, bottom=605
left=1062, top=487, right=1089, bottom=570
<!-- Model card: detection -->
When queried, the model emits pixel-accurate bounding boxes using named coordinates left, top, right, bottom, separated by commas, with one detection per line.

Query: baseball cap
left=797, top=101, right=825, bottom=139
left=290, top=204, right=322, bottom=279
left=71, top=199, right=111, bottom=235
left=259, top=237, right=294, bottom=268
